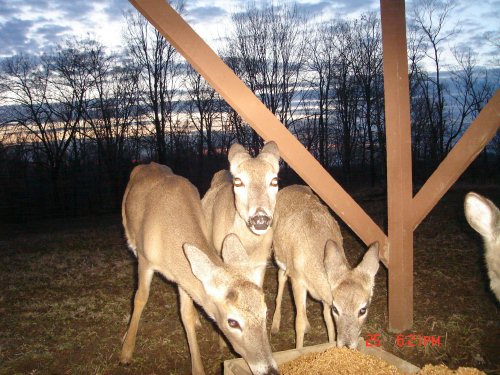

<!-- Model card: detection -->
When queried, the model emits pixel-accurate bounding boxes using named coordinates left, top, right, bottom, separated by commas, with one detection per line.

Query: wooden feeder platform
left=223, top=339, right=420, bottom=375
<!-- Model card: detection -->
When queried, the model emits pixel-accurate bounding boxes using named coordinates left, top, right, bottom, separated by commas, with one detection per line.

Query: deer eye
left=270, top=177, right=278, bottom=187
left=227, top=319, right=241, bottom=330
left=233, top=178, right=244, bottom=187
left=359, top=307, right=367, bottom=316
left=331, top=305, right=339, bottom=315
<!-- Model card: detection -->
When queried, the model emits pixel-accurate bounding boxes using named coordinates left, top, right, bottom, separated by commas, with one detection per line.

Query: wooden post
left=128, top=0, right=389, bottom=263
left=380, top=0, right=414, bottom=332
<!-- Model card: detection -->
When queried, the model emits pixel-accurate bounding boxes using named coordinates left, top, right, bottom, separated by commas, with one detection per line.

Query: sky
left=0, top=0, right=499, bottom=68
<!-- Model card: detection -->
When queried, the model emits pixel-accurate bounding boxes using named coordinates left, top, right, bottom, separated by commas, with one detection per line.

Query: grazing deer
left=202, top=142, right=280, bottom=287
left=271, top=185, right=380, bottom=349
left=120, top=162, right=277, bottom=375
left=464, top=192, right=500, bottom=301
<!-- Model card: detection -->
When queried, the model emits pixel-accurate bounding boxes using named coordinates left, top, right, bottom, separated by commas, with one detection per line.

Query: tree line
left=0, top=0, right=498, bottom=222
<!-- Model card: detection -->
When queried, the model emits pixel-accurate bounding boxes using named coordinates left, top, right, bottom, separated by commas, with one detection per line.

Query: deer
left=464, top=192, right=500, bottom=301
left=120, top=162, right=278, bottom=375
left=202, top=141, right=280, bottom=287
left=271, top=185, right=380, bottom=349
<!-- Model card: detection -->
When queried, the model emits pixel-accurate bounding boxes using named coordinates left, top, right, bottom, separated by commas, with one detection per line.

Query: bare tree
left=446, top=48, right=493, bottom=152
left=185, top=65, right=219, bottom=176
left=351, top=12, right=384, bottom=186
left=448, top=47, right=497, bottom=175
left=124, top=4, right=184, bottom=164
left=329, top=20, right=361, bottom=185
left=407, top=21, right=429, bottom=170
left=0, top=48, right=90, bottom=210
left=307, top=22, right=335, bottom=166
left=410, top=0, right=458, bottom=165
left=80, top=41, right=140, bottom=207
left=225, top=1, right=308, bottom=153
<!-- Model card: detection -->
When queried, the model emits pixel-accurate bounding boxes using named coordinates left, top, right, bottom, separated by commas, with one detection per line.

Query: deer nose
left=249, top=209, right=271, bottom=230
left=263, top=366, right=279, bottom=375
left=337, top=340, right=358, bottom=349
left=347, top=341, right=358, bottom=349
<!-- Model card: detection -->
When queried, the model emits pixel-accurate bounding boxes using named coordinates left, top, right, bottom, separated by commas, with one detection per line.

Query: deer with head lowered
left=120, top=162, right=277, bottom=375
left=202, top=142, right=280, bottom=287
left=271, top=185, right=380, bottom=349
left=464, top=192, right=500, bottom=301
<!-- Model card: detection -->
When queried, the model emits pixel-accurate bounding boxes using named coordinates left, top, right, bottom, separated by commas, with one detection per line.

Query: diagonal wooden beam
left=380, top=0, right=414, bottom=332
left=412, top=90, right=500, bottom=230
left=129, top=0, right=389, bottom=263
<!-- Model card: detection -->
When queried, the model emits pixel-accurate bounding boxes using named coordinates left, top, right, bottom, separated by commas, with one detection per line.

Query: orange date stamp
left=365, top=333, right=441, bottom=347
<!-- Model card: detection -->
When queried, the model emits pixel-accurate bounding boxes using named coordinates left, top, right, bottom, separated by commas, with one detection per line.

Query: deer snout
left=336, top=336, right=359, bottom=349
left=248, top=208, right=272, bottom=231
left=263, top=366, right=279, bottom=375
left=249, top=361, right=278, bottom=375
left=345, top=340, right=359, bottom=349
left=246, top=341, right=278, bottom=375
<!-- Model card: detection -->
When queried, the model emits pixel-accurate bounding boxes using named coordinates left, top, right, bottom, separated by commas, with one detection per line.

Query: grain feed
left=278, top=347, right=487, bottom=375
left=419, top=364, right=486, bottom=375
left=278, top=347, right=400, bottom=375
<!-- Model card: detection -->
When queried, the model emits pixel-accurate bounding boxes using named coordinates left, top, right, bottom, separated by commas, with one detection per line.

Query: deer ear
left=228, top=143, right=251, bottom=175
left=183, top=243, right=227, bottom=299
left=257, top=141, right=280, bottom=173
left=324, top=240, right=350, bottom=286
left=222, top=234, right=262, bottom=285
left=465, top=192, right=499, bottom=238
left=221, top=233, right=249, bottom=265
left=357, top=242, right=380, bottom=278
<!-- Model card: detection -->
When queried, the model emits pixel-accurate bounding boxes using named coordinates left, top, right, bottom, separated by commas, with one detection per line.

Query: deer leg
left=256, top=264, right=267, bottom=288
left=179, top=287, right=205, bottom=375
left=271, top=268, right=287, bottom=333
left=120, top=259, right=154, bottom=364
left=323, top=302, right=335, bottom=344
left=291, top=279, right=309, bottom=349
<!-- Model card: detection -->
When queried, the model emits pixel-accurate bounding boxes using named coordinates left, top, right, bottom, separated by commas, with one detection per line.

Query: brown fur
left=120, top=162, right=277, bottom=375
left=202, top=142, right=280, bottom=287
left=271, top=185, right=380, bottom=349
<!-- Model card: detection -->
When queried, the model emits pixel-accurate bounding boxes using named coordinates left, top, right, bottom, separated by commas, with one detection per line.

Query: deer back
left=273, top=185, right=343, bottom=303
left=123, top=162, right=213, bottom=302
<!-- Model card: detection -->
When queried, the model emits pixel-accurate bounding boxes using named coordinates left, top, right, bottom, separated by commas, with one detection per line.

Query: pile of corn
left=278, top=347, right=485, bottom=375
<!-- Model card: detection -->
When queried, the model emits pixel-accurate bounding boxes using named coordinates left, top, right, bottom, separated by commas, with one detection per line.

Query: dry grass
left=0, top=186, right=498, bottom=374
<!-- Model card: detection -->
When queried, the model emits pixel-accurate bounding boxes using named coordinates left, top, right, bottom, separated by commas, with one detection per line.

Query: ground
left=0, top=185, right=498, bottom=375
